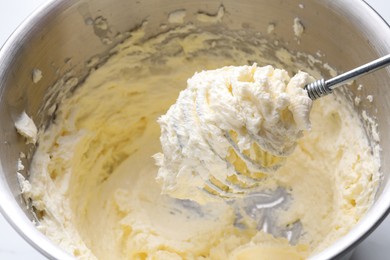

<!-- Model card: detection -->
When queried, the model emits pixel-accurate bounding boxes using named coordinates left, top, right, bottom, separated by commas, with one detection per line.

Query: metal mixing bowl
left=1, top=0, right=390, bottom=259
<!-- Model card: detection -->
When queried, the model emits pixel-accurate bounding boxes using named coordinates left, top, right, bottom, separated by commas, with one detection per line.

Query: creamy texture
left=32, top=68, right=43, bottom=84
left=25, top=24, right=381, bottom=259
left=155, top=64, right=314, bottom=203
left=14, top=111, right=38, bottom=144
left=293, top=18, right=304, bottom=38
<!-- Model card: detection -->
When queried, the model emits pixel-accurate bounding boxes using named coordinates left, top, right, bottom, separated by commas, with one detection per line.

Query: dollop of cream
left=155, top=64, right=314, bottom=203
left=14, top=111, right=38, bottom=144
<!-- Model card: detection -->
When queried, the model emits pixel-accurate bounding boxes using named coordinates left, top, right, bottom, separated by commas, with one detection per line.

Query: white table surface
left=0, top=0, right=389, bottom=259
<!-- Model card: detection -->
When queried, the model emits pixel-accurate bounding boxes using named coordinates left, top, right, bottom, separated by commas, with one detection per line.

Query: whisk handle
left=305, top=54, right=390, bottom=100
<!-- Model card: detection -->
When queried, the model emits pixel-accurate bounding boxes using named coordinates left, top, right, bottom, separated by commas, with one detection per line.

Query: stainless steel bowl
left=1, top=0, right=390, bottom=259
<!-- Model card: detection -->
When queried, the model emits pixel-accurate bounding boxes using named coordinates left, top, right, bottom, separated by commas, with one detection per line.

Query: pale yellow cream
left=155, top=64, right=314, bottom=203
left=24, top=24, right=380, bottom=259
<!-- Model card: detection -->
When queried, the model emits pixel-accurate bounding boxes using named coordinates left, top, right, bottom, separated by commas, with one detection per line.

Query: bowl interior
left=0, top=0, right=390, bottom=259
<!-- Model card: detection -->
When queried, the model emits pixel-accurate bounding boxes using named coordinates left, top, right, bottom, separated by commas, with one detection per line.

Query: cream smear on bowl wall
left=13, top=5, right=381, bottom=260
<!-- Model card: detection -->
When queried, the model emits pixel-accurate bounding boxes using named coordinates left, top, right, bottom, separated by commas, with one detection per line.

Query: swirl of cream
left=154, top=64, right=314, bottom=203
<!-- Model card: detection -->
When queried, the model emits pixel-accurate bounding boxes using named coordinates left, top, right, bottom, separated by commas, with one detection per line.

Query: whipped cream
left=14, top=111, right=38, bottom=144
left=155, top=64, right=314, bottom=203
left=24, top=24, right=380, bottom=259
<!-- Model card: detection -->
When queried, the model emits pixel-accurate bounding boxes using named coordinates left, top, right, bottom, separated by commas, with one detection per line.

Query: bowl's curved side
left=0, top=1, right=75, bottom=258
left=311, top=0, right=390, bottom=258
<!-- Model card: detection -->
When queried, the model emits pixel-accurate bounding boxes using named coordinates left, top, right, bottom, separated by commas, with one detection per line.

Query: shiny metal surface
left=306, top=54, right=390, bottom=100
left=0, top=0, right=390, bottom=259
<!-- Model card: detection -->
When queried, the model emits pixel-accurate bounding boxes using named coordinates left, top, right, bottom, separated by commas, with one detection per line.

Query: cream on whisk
left=154, top=64, right=315, bottom=203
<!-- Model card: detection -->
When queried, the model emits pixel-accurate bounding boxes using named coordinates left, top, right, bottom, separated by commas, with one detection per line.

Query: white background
left=0, top=0, right=389, bottom=259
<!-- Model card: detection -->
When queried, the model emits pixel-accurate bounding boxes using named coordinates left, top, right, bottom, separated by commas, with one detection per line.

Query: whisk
left=204, top=54, right=390, bottom=198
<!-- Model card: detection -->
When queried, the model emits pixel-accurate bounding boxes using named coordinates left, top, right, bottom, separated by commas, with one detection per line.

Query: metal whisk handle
left=305, top=54, right=390, bottom=100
